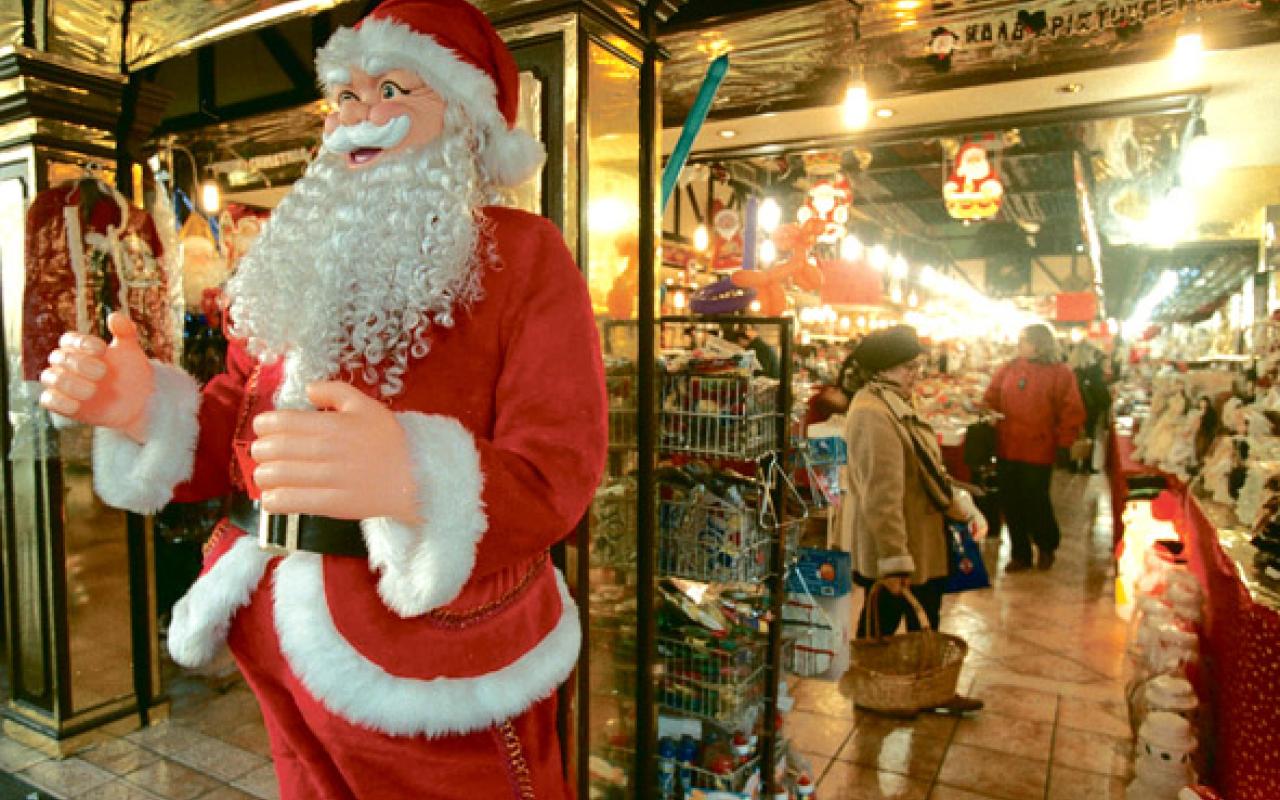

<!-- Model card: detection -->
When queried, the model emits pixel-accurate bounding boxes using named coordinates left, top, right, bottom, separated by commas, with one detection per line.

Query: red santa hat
left=316, top=0, right=544, bottom=188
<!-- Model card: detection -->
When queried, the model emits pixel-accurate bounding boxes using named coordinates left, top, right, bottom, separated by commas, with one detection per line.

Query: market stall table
left=1177, top=492, right=1280, bottom=800
left=1107, top=427, right=1169, bottom=546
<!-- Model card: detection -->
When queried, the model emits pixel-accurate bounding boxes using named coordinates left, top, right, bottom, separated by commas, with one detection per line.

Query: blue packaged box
left=786, top=548, right=853, bottom=597
left=807, top=436, right=847, bottom=466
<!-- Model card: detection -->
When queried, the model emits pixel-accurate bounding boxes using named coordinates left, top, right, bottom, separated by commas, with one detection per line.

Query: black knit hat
left=852, top=325, right=923, bottom=373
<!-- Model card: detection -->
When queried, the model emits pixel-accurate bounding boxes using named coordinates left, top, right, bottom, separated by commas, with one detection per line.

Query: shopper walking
left=1069, top=342, right=1111, bottom=473
left=840, top=325, right=986, bottom=714
left=983, top=323, right=1085, bottom=572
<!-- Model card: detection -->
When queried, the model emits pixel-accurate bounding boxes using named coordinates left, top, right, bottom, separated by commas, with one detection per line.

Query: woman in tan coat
left=840, top=325, right=986, bottom=712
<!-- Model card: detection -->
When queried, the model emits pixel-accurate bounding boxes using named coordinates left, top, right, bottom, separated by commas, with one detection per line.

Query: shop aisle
left=0, top=471, right=1127, bottom=800
left=793, top=471, right=1132, bottom=800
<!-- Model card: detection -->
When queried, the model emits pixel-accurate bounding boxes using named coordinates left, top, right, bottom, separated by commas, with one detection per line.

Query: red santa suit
left=94, top=205, right=605, bottom=799
left=87, top=4, right=606, bottom=798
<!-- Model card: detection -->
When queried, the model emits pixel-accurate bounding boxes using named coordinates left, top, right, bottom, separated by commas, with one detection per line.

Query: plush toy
left=1127, top=712, right=1197, bottom=800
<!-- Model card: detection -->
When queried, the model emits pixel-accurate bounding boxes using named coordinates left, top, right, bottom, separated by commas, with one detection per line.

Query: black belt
left=228, top=493, right=368, bottom=558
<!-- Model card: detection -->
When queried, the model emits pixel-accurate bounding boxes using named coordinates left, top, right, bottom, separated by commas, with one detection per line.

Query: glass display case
left=0, top=46, right=162, bottom=742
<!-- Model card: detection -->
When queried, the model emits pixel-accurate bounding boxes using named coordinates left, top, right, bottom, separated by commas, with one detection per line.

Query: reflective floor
left=0, top=471, right=1127, bottom=799
left=798, top=470, right=1132, bottom=800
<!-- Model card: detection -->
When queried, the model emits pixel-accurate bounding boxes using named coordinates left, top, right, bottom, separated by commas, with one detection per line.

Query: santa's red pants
left=227, top=570, right=571, bottom=800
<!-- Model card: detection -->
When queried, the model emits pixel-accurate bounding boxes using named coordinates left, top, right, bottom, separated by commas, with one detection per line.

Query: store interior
left=2, top=1, right=1280, bottom=799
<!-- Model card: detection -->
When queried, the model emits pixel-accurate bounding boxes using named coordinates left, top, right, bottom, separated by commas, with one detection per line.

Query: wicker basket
left=845, top=583, right=968, bottom=715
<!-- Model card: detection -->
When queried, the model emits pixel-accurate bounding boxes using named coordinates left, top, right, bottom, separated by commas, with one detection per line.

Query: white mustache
left=322, top=116, right=411, bottom=154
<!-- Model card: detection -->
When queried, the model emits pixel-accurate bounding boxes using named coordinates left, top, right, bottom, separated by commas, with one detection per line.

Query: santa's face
left=323, top=67, right=446, bottom=169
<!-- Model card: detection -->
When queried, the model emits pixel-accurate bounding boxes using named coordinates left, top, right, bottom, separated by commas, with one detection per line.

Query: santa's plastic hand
left=250, top=381, right=421, bottom=524
left=38, top=312, right=154, bottom=443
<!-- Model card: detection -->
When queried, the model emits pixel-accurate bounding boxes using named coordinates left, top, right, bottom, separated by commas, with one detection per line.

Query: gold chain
left=497, top=720, right=537, bottom=800
left=425, top=558, right=545, bottom=628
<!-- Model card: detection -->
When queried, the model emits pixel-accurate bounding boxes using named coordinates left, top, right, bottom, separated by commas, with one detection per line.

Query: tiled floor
left=2, top=668, right=276, bottom=800
left=793, top=471, right=1134, bottom=800
left=3, top=471, right=1129, bottom=800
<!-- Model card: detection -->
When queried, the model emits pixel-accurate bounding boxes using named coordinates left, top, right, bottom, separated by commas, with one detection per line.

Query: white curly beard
left=226, top=114, right=494, bottom=408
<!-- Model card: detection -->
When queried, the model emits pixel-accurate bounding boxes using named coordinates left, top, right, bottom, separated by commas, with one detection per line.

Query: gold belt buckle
left=258, top=509, right=301, bottom=556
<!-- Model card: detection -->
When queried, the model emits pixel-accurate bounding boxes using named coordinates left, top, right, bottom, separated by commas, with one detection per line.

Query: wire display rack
left=660, top=372, right=779, bottom=459
left=683, top=753, right=761, bottom=794
left=606, top=370, right=639, bottom=451
left=658, top=487, right=803, bottom=584
left=656, top=633, right=767, bottom=729
left=592, top=478, right=637, bottom=570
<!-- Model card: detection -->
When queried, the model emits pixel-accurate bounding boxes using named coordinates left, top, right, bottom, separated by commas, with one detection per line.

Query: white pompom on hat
left=316, top=0, right=545, bottom=188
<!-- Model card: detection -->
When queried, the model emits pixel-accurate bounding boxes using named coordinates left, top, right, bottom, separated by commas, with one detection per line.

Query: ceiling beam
left=659, top=0, right=820, bottom=33
left=686, top=92, right=1205, bottom=162
left=257, top=27, right=315, bottom=95
left=854, top=184, right=1076, bottom=207
left=859, top=145, right=1076, bottom=175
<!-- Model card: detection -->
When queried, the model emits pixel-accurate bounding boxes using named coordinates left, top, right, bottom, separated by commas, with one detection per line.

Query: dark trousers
left=853, top=573, right=947, bottom=638
left=996, top=459, right=1060, bottom=564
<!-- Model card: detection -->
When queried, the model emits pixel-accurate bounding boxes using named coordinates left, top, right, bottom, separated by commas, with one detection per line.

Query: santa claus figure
left=37, top=1, right=606, bottom=798
left=943, top=142, right=1004, bottom=220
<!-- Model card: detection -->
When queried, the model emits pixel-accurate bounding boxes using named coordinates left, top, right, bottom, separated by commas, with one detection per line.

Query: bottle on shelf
left=677, top=734, right=700, bottom=794
left=658, top=737, right=677, bottom=799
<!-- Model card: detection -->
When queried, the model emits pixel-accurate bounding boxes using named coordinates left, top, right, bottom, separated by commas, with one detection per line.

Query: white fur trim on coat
left=315, top=19, right=545, bottom=187
left=360, top=412, right=487, bottom=617
left=878, top=554, right=916, bottom=575
left=92, top=361, right=200, bottom=514
left=273, top=554, right=580, bottom=737
left=168, top=536, right=274, bottom=668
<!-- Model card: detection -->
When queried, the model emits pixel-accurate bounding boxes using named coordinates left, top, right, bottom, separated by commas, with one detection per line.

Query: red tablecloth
left=1177, top=493, right=1280, bottom=800
left=1106, top=429, right=1168, bottom=545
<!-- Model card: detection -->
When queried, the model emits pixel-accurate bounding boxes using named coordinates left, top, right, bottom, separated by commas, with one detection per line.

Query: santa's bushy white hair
left=227, top=107, right=498, bottom=407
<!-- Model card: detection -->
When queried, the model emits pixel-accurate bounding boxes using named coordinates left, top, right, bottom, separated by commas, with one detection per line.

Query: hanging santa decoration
left=801, top=176, right=853, bottom=244
left=926, top=27, right=959, bottom=73
left=943, top=142, right=1004, bottom=221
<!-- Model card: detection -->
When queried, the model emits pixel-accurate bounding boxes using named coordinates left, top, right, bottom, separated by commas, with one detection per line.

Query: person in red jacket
left=982, top=323, right=1085, bottom=572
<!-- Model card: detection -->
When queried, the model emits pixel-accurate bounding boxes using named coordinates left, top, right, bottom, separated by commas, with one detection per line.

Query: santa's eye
left=379, top=81, right=406, bottom=100
left=335, top=89, right=358, bottom=105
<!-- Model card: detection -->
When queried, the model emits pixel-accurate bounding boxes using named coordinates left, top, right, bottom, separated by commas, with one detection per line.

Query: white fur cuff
left=878, top=554, right=915, bottom=576
left=92, top=362, right=200, bottom=514
left=168, top=536, right=274, bottom=668
left=360, top=413, right=487, bottom=617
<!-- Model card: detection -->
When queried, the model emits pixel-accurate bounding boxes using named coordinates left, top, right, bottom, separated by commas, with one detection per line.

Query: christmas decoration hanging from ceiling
left=943, top=142, right=1004, bottom=221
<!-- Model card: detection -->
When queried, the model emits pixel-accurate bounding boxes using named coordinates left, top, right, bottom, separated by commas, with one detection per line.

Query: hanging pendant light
left=842, top=67, right=870, bottom=129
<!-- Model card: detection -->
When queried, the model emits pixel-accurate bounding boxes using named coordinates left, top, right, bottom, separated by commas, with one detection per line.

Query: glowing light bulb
left=869, top=245, right=890, bottom=272
left=693, top=224, right=710, bottom=252
left=843, top=80, right=869, bottom=129
left=673, top=290, right=687, bottom=310
left=907, top=290, right=919, bottom=308
left=749, top=300, right=762, bottom=313
left=841, top=234, right=863, bottom=262
left=1172, top=19, right=1204, bottom=77
left=890, top=254, right=909, bottom=280
left=200, top=181, right=221, bottom=214
left=759, top=239, right=777, bottom=266
left=796, top=206, right=813, bottom=224
left=758, top=197, right=781, bottom=233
